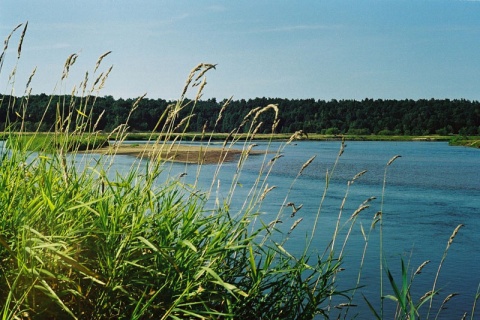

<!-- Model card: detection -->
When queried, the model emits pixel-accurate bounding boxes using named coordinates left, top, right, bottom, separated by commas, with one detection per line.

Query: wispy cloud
left=26, top=43, right=72, bottom=52
left=207, top=5, right=227, bottom=12
left=165, top=13, right=190, bottom=24
left=261, top=24, right=343, bottom=33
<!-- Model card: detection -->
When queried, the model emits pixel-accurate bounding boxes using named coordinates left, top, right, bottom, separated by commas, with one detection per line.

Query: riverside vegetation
left=1, top=23, right=479, bottom=319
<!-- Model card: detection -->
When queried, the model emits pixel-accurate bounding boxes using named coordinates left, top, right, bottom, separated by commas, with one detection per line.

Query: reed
left=0, top=23, right=348, bottom=320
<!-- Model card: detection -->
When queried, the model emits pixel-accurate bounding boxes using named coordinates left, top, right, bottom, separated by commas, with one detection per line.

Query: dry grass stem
left=194, top=63, right=216, bottom=82
left=251, top=121, right=263, bottom=138
left=287, top=130, right=308, bottom=144
left=259, top=185, right=276, bottom=201
left=447, top=223, right=464, bottom=247
left=17, top=21, right=28, bottom=58
left=93, top=72, right=103, bottom=87
left=267, top=219, right=283, bottom=230
left=131, top=93, right=146, bottom=113
left=440, top=292, right=458, bottom=309
left=372, top=211, right=382, bottom=228
left=338, top=139, right=346, bottom=157
left=361, top=196, right=376, bottom=206
left=98, top=65, right=113, bottom=90
left=286, top=202, right=303, bottom=217
left=428, top=223, right=465, bottom=318
left=288, top=218, right=303, bottom=234
left=195, top=76, right=207, bottom=101
left=94, top=50, right=112, bottom=73
left=62, top=53, right=78, bottom=80
left=420, top=290, right=436, bottom=301
left=387, top=155, right=402, bottom=166
left=299, top=155, right=316, bottom=175
left=173, top=114, right=195, bottom=132
left=4, top=23, right=23, bottom=50
left=272, top=118, right=280, bottom=132
left=213, top=96, right=231, bottom=129
left=352, top=170, right=367, bottom=182
left=25, top=66, right=36, bottom=90
left=251, top=104, right=279, bottom=127
left=414, top=260, right=430, bottom=275
left=222, top=131, right=234, bottom=148
left=349, top=205, right=369, bottom=220
left=334, top=303, right=357, bottom=309
left=269, top=154, right=283, bottom=164
left=181, top=64, right=200, bottom=97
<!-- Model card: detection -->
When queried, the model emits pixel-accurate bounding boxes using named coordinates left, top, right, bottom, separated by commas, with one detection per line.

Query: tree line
left=1, top=94, right=479, bottom=135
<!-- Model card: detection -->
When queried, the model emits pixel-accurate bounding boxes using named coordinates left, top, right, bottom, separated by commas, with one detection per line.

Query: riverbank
left=122, top=132, right=457, bottom=142
left=108, top=132, right=480, bottom=150
left=448, top=137, right=480, bottom=148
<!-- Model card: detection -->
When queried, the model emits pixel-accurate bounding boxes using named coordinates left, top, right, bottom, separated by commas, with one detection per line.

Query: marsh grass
left=5, top=133, right=109, bottom=153
left=0, top=23, right=477, bottom=319
left=0, top=24, right=351, bottom=319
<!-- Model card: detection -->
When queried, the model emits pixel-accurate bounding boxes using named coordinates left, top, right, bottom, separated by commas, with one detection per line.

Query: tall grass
left=1, top=23, right=478, bottom=319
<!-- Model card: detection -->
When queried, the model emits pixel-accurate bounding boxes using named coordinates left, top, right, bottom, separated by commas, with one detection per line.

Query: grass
left=1, top=23, right=478, bottom=319
left=3, top=133, right=109, bottom=152
left=448, top=135, right=480, bottom=148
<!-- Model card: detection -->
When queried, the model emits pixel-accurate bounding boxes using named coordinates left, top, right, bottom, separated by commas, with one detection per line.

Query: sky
left=1, top=0, right=480, bottom=101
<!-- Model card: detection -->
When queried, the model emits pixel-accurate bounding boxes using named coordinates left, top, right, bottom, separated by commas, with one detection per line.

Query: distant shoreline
left=118, top=132, right=480, bottom=148
left=120, top=132, right=453, bottom=142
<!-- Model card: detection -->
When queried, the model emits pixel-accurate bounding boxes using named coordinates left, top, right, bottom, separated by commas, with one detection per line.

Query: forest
left=1, top=94, right=479, bottom=135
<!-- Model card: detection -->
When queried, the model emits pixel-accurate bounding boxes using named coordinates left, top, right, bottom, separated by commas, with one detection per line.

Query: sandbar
left=81, top=143, right=262, bottom=164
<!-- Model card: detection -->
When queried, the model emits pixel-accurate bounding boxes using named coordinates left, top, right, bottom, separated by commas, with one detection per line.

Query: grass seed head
left=350, top=205, right=369, bottom=220
left=267, top=219, right=283, bottom=229
left=299, top=155, right=316, bottom=175
left=25, top=66, right=36, bottom=90
left=269, top=153, right=284, bottom=164
left=352, top=170, right=367, bottom=182
left=286, top=202, right=303, bottom=217
left=289, top=218, right=303, bottom=234
left=441, top=292, right=458, bottom=307
left=362, top=196, right=376, bottom=206
left=17, top=21, right=28, bottom=58
left=62, top=53, right=78, bottom=80
left=94, top=50, right=112, bottom=73
left=414, top=260, right=430, bottom=275
left=259, top=185, right=276, bottom=201
left=447, top=224, right=464, bottom=247
left=99, top=65, right=113, bottom=90
left=4, top=23, right=23, bottom=50
left=339, top=143, right=345, bottom=156
left=387, top=155, right=401, bottom=166
left=252, top=121, right=263, bottom=138
left=420, top=290, right=436, bottom=301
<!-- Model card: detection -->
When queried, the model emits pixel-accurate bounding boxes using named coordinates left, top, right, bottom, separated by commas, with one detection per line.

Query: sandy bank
left=81, top=143, right=263, bottom=164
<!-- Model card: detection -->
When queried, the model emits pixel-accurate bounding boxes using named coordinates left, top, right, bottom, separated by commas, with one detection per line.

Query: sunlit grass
left=0, top=24, right=350, bottom=319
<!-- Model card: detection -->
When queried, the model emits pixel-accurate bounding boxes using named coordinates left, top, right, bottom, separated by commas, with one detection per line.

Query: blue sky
left=1, top=0, right=480, bottom=101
